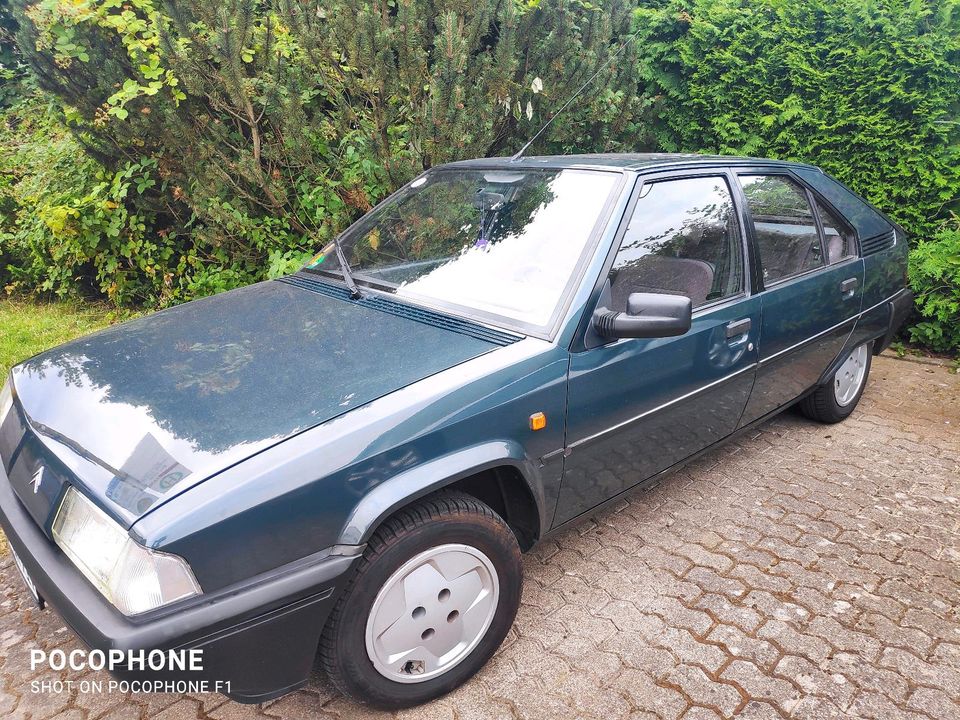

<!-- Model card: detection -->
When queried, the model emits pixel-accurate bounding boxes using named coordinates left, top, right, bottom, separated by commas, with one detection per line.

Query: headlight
left=0, top=377, right=12, bottom=427
left=52, top=487, right=201, bottom=615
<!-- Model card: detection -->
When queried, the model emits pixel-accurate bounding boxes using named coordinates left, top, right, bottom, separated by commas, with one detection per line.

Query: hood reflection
left=108, top=433, right=192, bottom=515
left=13, top=279, right=498, bottom=519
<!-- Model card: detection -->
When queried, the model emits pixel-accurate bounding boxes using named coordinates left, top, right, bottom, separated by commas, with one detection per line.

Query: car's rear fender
left=815, top=288, right=913, bottom=387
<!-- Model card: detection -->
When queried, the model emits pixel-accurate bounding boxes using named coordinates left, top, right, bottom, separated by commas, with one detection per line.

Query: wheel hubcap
left=834, top=344, right=868, bottom=406
left=364, top=543, right=499, bottom=683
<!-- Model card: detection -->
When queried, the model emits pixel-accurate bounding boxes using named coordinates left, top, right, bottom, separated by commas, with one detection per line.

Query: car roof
left=436, top=152, right=821, bottom=174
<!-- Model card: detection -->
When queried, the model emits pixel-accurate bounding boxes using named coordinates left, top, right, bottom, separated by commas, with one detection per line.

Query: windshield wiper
left=332, top=237, right=362, bottom=299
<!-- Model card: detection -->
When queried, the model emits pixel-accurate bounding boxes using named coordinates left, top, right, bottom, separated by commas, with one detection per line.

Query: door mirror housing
left=593, top=292, right=692, bottom=339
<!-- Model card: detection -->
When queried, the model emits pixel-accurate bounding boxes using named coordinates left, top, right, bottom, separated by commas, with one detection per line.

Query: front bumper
left=0, top=462, right=359, bottom=703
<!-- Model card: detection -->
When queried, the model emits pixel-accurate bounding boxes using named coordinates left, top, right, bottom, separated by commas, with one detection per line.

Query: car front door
left=554, top=171, right=760, bottom=527
left=735, top=171, right=864, bottom=426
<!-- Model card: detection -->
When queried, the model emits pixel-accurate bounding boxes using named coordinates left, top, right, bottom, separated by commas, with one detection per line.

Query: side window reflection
left=610, top=176, right=743, bottom=310
left=740, top=174, right=824, bottom=282
left=815, top=199, right=855, bottom=264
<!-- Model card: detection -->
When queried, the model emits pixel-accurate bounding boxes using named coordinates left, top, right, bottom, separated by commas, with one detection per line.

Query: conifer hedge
left=632, top=0, right=960, bottom=351
left=1, top=0, right=958, bottom=351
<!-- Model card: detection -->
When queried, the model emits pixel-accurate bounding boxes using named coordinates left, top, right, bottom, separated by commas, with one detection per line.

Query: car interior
left=609, top=192, right=741, bottom=310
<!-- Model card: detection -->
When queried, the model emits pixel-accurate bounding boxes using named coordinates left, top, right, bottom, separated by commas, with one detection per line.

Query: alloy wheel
left=834, top=344, right=868, bottom=406
left=364, top=543, right=500, bottom=683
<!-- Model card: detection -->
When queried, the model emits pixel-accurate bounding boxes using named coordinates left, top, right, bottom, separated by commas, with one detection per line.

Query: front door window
left=610, top=176, right=743, bottom=310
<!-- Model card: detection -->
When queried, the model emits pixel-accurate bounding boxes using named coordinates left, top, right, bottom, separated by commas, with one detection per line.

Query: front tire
left=799, top=341, right=873, bottom=423
left=319, top=491, right=522, bottom=709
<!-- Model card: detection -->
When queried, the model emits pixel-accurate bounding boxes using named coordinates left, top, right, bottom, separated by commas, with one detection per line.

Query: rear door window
left=739, top=174, right=824, bottom=283
left=814, top=199, right=855, bottom=264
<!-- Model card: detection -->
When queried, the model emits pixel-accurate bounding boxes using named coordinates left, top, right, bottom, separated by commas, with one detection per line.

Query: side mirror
left=593, top=292, right=692, bottom=339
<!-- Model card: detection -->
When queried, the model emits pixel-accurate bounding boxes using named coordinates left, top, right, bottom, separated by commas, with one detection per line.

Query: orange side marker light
left=529, top=412, right=547, bottom=431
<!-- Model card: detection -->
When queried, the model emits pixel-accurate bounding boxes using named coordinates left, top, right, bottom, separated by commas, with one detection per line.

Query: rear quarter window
left=792, top=167, right=892, bottom=240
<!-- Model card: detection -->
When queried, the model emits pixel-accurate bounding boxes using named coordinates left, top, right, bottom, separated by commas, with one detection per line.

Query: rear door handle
left=840, top=277, right=859, bottom=295
left=725, top=318, right=752, bottom=339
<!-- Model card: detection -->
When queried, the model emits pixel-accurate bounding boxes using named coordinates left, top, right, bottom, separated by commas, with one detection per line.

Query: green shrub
left=7, top=0, right=642, bottom=303
left=3, top=0, right=960, bottom=354
left=1, top=99, right=165, bottom=305
left=908, top=222, right=960, bottom=354
left=0, top=97, right=263, bottom=306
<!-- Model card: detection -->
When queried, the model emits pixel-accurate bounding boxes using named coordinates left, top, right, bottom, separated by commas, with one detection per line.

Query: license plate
left=10, top=547, right=44, bottom=609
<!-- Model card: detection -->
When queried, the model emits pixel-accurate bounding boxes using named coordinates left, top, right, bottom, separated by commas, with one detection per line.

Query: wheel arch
left=817, top=329, right=879, bottom=388
left=336, top=441, right=546, bottom=551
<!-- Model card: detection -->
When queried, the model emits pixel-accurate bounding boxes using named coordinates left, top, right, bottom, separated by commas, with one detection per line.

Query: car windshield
left=304, top=168, right=619, bottom=331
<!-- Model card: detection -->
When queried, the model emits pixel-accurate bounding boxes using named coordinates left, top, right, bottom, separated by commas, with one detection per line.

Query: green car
left=0, top=154, right=911, bottom=709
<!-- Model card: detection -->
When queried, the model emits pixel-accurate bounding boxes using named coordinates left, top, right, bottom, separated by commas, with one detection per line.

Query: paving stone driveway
left=1, top=354, right=958, bottom=720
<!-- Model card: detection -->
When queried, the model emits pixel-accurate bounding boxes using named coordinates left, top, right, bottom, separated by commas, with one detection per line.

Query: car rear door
left=554, top=170, right=760, bottom=526
left=735, top=169, right=864, bottom=426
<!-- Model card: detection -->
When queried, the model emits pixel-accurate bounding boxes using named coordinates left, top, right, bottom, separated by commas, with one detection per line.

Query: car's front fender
left=337, top=440, right=544, bottom=546
left=131, top=338, right=568, bottom=592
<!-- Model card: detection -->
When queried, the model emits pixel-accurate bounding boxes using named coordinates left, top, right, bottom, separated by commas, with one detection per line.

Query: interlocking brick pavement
left=1, top=354, right=957, bottom=719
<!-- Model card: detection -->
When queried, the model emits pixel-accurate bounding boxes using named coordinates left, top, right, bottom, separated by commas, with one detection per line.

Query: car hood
left=11, top=276, right=516, bottom=525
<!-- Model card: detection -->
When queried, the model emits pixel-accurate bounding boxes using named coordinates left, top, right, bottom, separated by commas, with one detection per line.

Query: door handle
left=725, top=318, right=751, bottom=339
left=840, top=277, right=859, bottom=296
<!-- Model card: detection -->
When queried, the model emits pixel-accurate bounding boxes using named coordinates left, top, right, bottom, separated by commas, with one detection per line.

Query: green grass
left=0, top=299, right=116, bottom=379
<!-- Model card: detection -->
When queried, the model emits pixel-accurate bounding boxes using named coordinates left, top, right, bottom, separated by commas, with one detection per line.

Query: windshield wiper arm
left=332, top=237, right=362, bottom=299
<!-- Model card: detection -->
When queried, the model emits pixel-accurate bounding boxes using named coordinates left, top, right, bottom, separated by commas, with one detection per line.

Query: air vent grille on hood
left=279, top=273, right=523, bottom=346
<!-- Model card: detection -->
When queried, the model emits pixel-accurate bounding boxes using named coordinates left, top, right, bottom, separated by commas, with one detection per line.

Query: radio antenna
left=510, top=20, right=644, bottom=161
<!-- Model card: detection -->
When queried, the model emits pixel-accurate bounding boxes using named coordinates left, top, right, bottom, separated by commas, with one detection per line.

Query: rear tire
left=319, top=490, right=522, bottom=709
left=799, top=341, right=873, bottom=423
